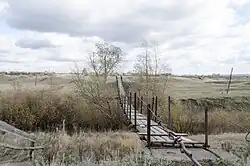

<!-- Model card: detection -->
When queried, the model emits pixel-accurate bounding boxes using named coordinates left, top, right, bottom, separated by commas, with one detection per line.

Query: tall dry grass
left=0, top=74, right=124, bottom=133
left=0, top=131, right=142, bottom=165
left=132, top=75, right=250, bottom=134
left=1, top=73, right=250, bottom=135
left=1, top=130, right=237, bottom=165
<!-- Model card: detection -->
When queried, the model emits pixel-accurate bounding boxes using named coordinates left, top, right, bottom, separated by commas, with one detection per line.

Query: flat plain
left=2, top=74, right=250, bottom=98
left=1, top=73, right=250, bottom=165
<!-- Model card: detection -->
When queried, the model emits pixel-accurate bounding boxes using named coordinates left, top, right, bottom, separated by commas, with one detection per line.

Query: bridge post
left=123, top=96, right=126, bottom=114
left=204, top=108, right=209, bottom=148
left=155, top=96, right=158, bottom=121
left=129, top=92, right=132, bottom=121
left=29, top=141, right=35, bottom=160
left=168, top=96, right=172, bottom=130
left=134, top=93, right=137, bottom=130
left=147, top=104, right=151, bottom=147
left=121, top=96, right=123, bottom=111
left=151, top=97, right=154, bottom=120
left=126, top=96, right=129, bottom=115
left=140, top=96, right=143, bottom=114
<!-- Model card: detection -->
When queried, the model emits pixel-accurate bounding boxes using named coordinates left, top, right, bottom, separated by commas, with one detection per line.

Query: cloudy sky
left=0, top=0, right=249, bottom=74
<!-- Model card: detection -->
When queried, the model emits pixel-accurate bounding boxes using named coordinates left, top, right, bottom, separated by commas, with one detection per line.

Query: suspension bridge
left=115, top=75, right=219, bottom=166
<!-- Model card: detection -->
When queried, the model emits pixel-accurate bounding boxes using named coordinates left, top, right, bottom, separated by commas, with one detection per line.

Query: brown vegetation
left=0, top=86, right=122, bottom=133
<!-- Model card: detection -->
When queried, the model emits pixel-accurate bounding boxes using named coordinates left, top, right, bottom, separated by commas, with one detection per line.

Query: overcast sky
left=0, top=0, right=249, bottom=74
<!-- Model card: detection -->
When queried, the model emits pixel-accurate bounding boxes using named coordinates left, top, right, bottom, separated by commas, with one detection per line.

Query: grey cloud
left=45, top=56, right=85, bottom=62
left=0, top=49, right=9, bottom=54
left=41, top=50, right=86, bottom=62
left=6, top=0, right=197, bottom=44
left=168, top=39, right=196, bottom=50
left=139, top=1, right=198, bottom=22
left=0, top=59, right=20, bottom=63
left=0, top=50, right=21, bottom=63
left=0, top=56, right=20, bottom=63
left=15, top=38, right=56, bottom=50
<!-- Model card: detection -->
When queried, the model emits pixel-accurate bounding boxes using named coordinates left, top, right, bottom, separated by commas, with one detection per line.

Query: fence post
left=151, top=97, right=155, bottom=120
left=147, top=104, right=151, bottom=147
left=204, top=108, right=209, bottom=148
left=155, top=96, right=158, bottom=121
left=29, top=141, right=35, bottom=161
left=116, top=76, right=121, bottom=108
left=168, top=96, right=172, bottom=129
left=121, top=96, right=123, bottom=111
left=140, top=96, right=143, bottom=114
left=123, top=96, right=126, bottom=114
left=126, top=96, right=129, bottom=115
left=129, top=92, right=132, bottom=121
left=35, top=74, right=37, bottom=86
left=134, top=93, right=137, bottom=130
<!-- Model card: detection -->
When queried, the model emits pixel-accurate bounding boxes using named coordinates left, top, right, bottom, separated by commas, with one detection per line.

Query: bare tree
left=69, top=42, right=125, bottom=129
left=133, top=40, right=171, bottom=98
left=89, top=41, right=124, bottom=83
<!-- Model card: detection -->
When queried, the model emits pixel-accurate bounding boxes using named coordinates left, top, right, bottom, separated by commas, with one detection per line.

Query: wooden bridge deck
left=117, top=75, right=205, bottom=148
left=124, top=104, right=204, bottom=147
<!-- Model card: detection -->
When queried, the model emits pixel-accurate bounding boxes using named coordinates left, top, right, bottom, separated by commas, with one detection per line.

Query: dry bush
left=0, top=85, right=123, bottom=133
left=0, top=131, right=142, bottom=165
left=1, top=41, right=125, bottom=133
left=159, top=100, right=250, bottom=134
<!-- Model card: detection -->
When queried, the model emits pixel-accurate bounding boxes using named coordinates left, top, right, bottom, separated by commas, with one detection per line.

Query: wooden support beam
left=0, top=120, right=35, bottom=142
left=151, top=97, right=155, bottom=120
left=0, top=142, right=43, bottom=150
left=168, top=96, right=172, bottom=130
left=29, top=141, right=35, bottom=161
left=129, top=92, right=132, bottom=120
left=140, top=96, right=143, bottom=114
left=147, top=104, right=151, bottom=147
left=134, top=92, right=137, bottom=130
left=204, top=108, right=209, bottom=148
left=155, top=96, right=158, bottom=121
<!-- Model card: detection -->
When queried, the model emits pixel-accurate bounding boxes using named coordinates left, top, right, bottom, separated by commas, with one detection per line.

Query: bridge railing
left=0, top=120, right=44, bottom=160
left=116, top=75, right=203, bottom=166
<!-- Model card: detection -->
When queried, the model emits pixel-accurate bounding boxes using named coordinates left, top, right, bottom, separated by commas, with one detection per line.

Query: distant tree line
left=0, top=71, right=56, bottom=76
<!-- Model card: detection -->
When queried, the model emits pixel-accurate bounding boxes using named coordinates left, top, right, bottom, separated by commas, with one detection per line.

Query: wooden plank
left=138, top=133, right=170, bottom=136
left=131, top=116, right=146, bottom=119
left=150, top=126, right=166, bottom=134
left=130, top=113, right=144, bottom=117
left=149, top=136, right=158, bottom=142
left=131, top=116, right=145, bottom=119
left=152, top=126, right=168, bottom=134
left=150, top=126, right=175, bottom=143
left=137, top=126, right=157, bottom=134
left=152, top=136, right=168, bottom=142
left=153, top=126, right=200, bottom=144
left=0, top=142, right=44, bottom=150
left=131, top=119, right=158, bottom=126
left=0, top=121, right=35, bottom=142
left=137, top=125, right=200, bottom=144
left=131, top=121, right=160, bottom=128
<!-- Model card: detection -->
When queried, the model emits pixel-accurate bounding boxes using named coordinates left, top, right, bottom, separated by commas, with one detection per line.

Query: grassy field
left=122, top=75, right=250, bottom=99
left=0, top=73, right=250, bottom=165
left=1, top=130, right=249, bottom=166
left=1, top=74, right=250, bottom=98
